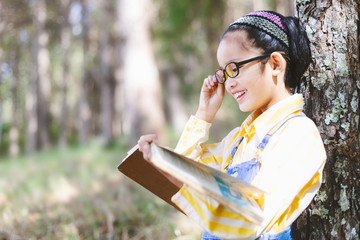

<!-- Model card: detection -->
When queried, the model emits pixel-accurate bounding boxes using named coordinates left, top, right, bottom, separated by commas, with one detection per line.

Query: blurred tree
left=0, top=0, right=298, bottom=156
left=154, top=0, right=227, bottom=135
left=0, top=99, right=2, bottom=150
left=294, top=1, right=360, bottom=239
left=276, top=0, right=294, bottom=16
left=58, top=0, right=72, bottom=148
left=99, top=0, right=115, bottom=147
left=33, top=0, right=51, bottom=150
left=253, top=0, right=265, bottom=10
left=9, top=36, right=20, bottom=157
left=78, top=0, right=91, bottom=144
left=114, top=0, right=125, bottom=138
left=118, top=0, right=167, bottom=144
left=26, top=36, right=38, bottom=153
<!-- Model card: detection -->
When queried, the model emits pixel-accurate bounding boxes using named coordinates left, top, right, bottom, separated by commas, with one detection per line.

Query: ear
left=268, top=52, right=287, bottom=77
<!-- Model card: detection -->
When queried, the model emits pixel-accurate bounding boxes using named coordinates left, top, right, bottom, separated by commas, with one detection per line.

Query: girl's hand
left=138, top=135, right=183, bottom=188
left=195, top=75, right=225, bottom=123
left=138, top=134, right=159, bottom=161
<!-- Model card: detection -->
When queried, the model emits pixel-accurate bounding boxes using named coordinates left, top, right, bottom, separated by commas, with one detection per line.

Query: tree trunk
left=163, top=68, right=188, bottom=134
left=78, top=0, right=91, bottom=145
left=294, top=1, right=360, bottom=239
left=118, top=0, right=167, bottom=145
left=225, top=0, right=248, bottom=23
left=114, top=0, right=124, bottom=138
left=26, top=33, right=39, bottom=153
left=34, top=0, right=51, bottom=150
left=276, top=0, right=294, bottom=16
left=252, top=1, right=264, bottom=11
left=0, top=97, right=2, bottom=150
left=9, top=39, right=20, bottom=157
left=99, top=0, right=114, bottom=147
left=58, top=0, right=72, bottom=148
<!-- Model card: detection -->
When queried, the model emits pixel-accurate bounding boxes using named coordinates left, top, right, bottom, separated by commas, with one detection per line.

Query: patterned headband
left=230, top=11, right=289, bottom=48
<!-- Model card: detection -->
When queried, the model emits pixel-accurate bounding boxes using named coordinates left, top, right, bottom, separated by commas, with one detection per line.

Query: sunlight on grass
left=0, top=140, right=202, bottom=239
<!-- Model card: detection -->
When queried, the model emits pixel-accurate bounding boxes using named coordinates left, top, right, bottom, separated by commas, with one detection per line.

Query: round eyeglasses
left=215, top=53, right=272, bottom=84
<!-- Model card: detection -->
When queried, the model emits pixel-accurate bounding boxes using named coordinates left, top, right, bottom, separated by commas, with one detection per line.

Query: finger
left=207, top=79, right=213, bottom=89
left=206, top=77, right=217, bottom=90
left=138, top=134, right=159, bottom=160
left=211, top=75, right=218, bottom=85
left=138, top=139, right=151, bottom=160
left=138, top=134, right=158, bottom=145
left=203, top=77, right=210, bottom=89
left=208, top=75, right=215, bottom=87
left=142, top=143, right=151, bottom=160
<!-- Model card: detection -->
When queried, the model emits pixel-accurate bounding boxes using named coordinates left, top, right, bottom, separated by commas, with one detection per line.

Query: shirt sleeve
left=171, top=116, right=326, bottom=239
left=174, top=115, right=235, bottom=170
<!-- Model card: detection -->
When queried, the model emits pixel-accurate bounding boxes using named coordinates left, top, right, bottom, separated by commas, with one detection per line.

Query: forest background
left=0, top=0, right=359, bottom=239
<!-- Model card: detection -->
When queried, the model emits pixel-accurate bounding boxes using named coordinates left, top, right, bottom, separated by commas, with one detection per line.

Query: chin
left=238, top=104, right=253, bottom=113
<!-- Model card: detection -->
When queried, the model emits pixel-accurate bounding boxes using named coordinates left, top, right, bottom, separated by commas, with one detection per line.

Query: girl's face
left=217, top=30, right=289, bottom=113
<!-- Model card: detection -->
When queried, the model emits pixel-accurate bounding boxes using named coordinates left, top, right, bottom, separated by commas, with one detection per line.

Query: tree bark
left=9, top=39, right=20, bottom=157
left=26, top=32, right=39, bottom=153
left=0, top=97, right=2, bottom=150
left=276, top=0, right=294, bottom=16
left=58, top=0, right=72, bottom=148
left=34, top=0, right=51, bottom=150
left=78, top=0, right=91, bottom=145
left=162, top=68, right=188, bottom=134
left=118, top=0, right=167, bottom=145
left=252, top=1, right=264, bottom=11
left=114, top=0, right=124, bottom=138
left=294, top=1, right=360, bottom=239
left=99, top=0, right=114, bottom=147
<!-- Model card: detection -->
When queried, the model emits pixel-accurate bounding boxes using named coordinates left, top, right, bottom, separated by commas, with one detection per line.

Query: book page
left=150, top=144, right=264, bottom=224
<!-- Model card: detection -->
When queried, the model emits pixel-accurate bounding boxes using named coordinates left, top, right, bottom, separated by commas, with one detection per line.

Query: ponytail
left=283, top=17, right=311, bottom=89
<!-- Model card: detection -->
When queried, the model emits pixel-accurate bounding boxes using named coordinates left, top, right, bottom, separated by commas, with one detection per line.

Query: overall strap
left=223, top=137, right=244, bottom=171
left=231, top=137, right=244, bottom=160
left=257, top=114, right=305, bottom=151
left=225, top=114, right=305, bottom=170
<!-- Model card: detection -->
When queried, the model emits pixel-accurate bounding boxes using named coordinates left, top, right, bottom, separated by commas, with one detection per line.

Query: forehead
left=217, top=31, right=260, bottom=66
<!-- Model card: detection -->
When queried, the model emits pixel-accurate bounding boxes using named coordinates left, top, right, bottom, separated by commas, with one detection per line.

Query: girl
left=138, top=10, right=326, bottom=240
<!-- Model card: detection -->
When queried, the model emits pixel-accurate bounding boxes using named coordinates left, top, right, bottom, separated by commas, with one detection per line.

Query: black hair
left=222, top=13, right=311, bottom=90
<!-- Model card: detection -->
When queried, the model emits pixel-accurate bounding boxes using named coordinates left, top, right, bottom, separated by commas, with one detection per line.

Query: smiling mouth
left=234, top=90, right=247, bottom=101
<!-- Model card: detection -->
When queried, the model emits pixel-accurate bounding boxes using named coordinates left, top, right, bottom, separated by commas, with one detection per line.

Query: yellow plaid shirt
left=171, top=94, right=326, bottom=239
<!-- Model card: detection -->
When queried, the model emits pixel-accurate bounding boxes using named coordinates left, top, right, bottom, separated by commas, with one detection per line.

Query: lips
left=233, top=90, right=247, bottom=102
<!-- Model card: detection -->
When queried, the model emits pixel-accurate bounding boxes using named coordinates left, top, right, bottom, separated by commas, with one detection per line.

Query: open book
left=118, top=143, right=265, bottom=224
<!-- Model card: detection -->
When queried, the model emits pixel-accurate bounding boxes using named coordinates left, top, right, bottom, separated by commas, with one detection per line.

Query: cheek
left=224, top=81, right=232, bottom=93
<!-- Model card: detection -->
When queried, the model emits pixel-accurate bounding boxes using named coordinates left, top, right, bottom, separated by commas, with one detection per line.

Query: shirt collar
left=239, top=94, right=304, bottom=143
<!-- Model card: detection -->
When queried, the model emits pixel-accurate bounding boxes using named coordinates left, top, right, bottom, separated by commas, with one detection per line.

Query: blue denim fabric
left=258, top=227, right=292, bottom=240
left=202, top=228, right=292, bottom=239
left=226, top=158, right=259, bottom=184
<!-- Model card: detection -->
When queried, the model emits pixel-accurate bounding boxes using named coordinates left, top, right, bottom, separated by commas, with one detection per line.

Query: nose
left=225, top=77, right=237, bottom=91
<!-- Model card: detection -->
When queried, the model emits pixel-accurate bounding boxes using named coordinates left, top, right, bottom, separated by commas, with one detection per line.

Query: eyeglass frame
left=215, top=52, right=288, bottom=84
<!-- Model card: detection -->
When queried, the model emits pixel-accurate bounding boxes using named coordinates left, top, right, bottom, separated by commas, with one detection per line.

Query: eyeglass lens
left=215, top=62, right=238, bottom=83
left=225, top=63, right=238, bottom=78
left=215, top=70, right=226, bottom=83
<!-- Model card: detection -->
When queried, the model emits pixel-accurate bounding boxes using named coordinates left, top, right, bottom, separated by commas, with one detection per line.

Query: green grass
left=0, top=140, right=201, bottom=239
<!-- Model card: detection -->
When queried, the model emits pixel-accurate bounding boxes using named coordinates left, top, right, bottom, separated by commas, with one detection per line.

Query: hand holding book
left=137, top=135, right=183, bottom=188
left=119, top=143, right=265, bottom=224
left=137, top=134, right=159, bottom=160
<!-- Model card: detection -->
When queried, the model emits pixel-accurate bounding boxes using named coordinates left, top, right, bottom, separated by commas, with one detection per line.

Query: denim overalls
left=201, top=115, right=304, bottom=240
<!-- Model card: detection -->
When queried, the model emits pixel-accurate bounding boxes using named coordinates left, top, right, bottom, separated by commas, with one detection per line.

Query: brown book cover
left=118, top=145, right=184, bottom=213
